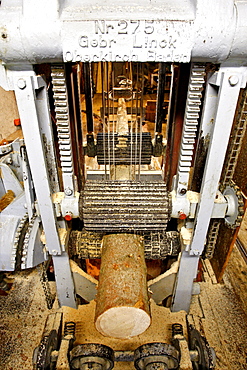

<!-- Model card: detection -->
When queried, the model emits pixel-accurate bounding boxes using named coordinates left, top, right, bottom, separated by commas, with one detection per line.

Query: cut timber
left=95, top=234, right=151, bottom=339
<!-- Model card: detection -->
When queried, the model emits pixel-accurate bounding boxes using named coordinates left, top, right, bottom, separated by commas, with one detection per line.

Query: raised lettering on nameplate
left=62, top=20, right=193, bottom=63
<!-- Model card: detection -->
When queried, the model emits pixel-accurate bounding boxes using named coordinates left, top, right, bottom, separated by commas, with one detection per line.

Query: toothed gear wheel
left=12, top=213, right=29, bottom=270
left=223, top=181, right=245, bottom=229
left=189, top=328, right=216, bottom=370
left=34, top=330, right=58, bottom=370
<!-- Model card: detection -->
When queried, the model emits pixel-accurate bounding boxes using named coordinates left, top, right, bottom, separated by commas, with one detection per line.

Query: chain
left=35, top=335, right=49, bottom=370
left=37, top=262, right=54, bottom=310
left=204, top=220, right=221, bottom=259
left=205, top=88, right=247, bottom=258
left=220, top=88, right=247, bottom=190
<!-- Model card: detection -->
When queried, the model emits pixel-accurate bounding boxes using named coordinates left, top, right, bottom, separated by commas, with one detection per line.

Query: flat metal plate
left=62, top=19, right=193, bottom=63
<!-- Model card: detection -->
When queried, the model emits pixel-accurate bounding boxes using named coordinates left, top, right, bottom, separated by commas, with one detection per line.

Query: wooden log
left=95, top=233, right=151, bottom=339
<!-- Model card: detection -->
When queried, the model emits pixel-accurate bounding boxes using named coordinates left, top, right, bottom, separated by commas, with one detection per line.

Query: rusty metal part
left=69, top=230, right=180, bottom=260
left=80, top=180, right=170, bottom=232
left=33, top=313, right=63, bottom=370
left=204, top=220, right=221, bottom=259
left=144, top=231, right=180, bottom=259
left=34, top=330, right=58, bottom=370
left=134, top=343, right=179, bottom=370
left=64, top=321, right=76, bottom=338
left=70, top=344, right=114, bottom=370
left=172, top=323, right=184, bottom=337
left=37, top=262, right=55, bottom=310
left=189, top=328, right=216, bottom=370
left=69, top=229, right=103, bottom=259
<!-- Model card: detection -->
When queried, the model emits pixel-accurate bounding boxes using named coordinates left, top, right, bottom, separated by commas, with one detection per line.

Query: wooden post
left=95, top=233, right=151, bottom=339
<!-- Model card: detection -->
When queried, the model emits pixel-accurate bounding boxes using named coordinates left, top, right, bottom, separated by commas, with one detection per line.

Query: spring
left=172, top=323, right=183, bottom=337
left=64, top=321, right=76, bottom=337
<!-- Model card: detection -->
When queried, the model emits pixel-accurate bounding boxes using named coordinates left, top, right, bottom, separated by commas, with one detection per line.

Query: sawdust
left=1, top=258, right=247, bottom=370
left=0, top=190, right=15, bottom=212
left=0, top=269, right=57, bottom=370
left=190, top=265, right=247, bottom=370
left=225, top=244, right=247, bottom=313
left=63, top=300, right=187, bottom=370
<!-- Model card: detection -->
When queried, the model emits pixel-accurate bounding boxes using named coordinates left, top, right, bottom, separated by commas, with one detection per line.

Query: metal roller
left=80, top=180, right=170, bottom=232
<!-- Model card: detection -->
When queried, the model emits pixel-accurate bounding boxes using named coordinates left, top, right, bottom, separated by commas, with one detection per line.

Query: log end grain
left=95, top=306, right=151, bottom=339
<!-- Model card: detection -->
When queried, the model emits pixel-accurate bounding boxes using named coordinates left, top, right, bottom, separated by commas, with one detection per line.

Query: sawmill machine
left=1, top=0, right=247, bottom=369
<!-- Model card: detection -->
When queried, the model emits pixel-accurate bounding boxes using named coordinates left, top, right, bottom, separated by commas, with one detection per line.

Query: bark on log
left=95, top=233, right=151, bottom=339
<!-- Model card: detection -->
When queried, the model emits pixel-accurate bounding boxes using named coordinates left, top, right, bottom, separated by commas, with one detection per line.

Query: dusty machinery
left=1, top=0, right=247, bottom=369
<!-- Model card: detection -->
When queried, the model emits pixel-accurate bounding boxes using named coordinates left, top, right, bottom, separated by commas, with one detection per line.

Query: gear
left=12, top=213, right=29, bottom=270
left=189, top=328, right=216, bottom=370
left=34, top=330, right=58, bottom=370
left=22, top=213, right=39, bottom=268
left=223, top=181, right=245, bottom=229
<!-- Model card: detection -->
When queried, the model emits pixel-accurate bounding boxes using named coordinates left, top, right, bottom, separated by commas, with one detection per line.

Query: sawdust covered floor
left=0, top=270, right=59, bottom=370
left=1, top=258, right=247, bottom=370
left=190, top=258, right=247, bottom=369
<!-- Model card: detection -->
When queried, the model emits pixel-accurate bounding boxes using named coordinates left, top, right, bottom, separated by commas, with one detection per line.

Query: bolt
left=64, top=212, right=73, bottom=221
left=64, top=187, right=73, bottom=196
left=179, top=188, right=187, bottom=196
left=17, top=78, right=26, bottom=90
left=1, top=32, right=7, bottom=39
left=190, top=249, right=200, bottom=256
left=229, top=75, right=239, bottom=86
left=178, top=211, right=187, bottom=220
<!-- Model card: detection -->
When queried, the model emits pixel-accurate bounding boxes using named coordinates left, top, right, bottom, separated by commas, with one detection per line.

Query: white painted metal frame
left=172, top=66, right=247, bottom=312
left=13, top=69, right=77, bottom=308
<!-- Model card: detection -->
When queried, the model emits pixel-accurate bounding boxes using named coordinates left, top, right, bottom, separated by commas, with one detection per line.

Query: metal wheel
left=33, top=330, right=58, bottom=370
left=70, top=343, right=114, bottom=370
left=134, top=343, right=179, bottom=370
left=189, top=329, right=216, bottom=370
left=223, top=181, right=244, bottom=229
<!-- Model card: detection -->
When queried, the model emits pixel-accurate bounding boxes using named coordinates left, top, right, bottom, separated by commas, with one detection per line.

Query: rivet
left=64, top=187, right=73, bottom=196
left=17, top=78, right=26, bottom=90
left=228, top=75, right=239, bottom=86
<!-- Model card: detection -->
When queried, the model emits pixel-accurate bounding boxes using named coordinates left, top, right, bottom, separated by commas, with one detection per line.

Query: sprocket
left=189, top=328, right=216, bottom=370
left=223, top=180, right=245, bottom=229
left=34, top=330, right=58, bottom=370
